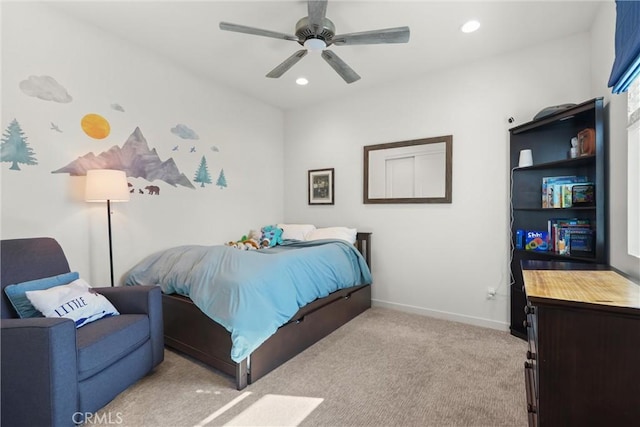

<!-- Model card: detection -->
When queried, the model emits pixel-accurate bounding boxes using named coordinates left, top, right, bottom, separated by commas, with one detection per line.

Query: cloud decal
left=171, top=124, right=199, bottom=140
left=19, top=75, right=72, bottom=103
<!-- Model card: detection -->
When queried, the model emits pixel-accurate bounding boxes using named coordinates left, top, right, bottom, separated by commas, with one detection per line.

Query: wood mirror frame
left=363, top=135, right=452, bottom=204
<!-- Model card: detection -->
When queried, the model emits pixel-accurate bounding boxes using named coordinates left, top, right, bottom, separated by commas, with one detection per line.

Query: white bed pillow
left=25, top=278, right=119, bottom=328
left=305, top=227, right=357, bottom=244
left=277, top=223, right=316, bottom=241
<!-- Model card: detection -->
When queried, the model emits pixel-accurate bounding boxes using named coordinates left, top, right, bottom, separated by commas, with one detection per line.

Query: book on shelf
left=566, top=228, right=594, bottom=254
left=556, top=226, right=594, bottom=256
left=562, top=182, right=593, bottom=208
left=541, top=176, right=588, bottom=208
left=571, top=183, right=596, bottom=206
left=547, top=218, right=593, bottom=254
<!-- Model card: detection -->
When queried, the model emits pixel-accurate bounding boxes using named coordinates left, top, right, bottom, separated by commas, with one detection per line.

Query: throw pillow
left=305, top=227, right=358, bottom=244
left=277, top=223, right=316, bottom=241
left=25, top=278, right=119, bottom=328
left=4, top=271, right=80, bottom=318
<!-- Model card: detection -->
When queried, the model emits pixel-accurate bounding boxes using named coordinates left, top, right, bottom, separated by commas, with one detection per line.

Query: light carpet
left=88, top=307, right=527, bottom=427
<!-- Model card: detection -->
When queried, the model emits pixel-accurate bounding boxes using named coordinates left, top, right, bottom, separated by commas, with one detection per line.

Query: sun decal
left=81, top=113, right=110, bottom=139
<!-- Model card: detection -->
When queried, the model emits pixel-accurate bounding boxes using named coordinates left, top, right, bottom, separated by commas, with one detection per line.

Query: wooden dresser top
left=521, top=261, right=640, bottom=312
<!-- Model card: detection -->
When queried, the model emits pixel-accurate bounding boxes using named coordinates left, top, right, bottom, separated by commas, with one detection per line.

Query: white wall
left=1, top=3, right=285, bottom=285
left=283, top=33, right=592, bottom=329
left=590, top=0, right=640, bottom=280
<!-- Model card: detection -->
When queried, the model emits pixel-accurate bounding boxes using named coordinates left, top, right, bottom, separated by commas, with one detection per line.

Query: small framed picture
left=308, top=168, right=334, bottom=205
left=571, top=183, right=595, bottom=206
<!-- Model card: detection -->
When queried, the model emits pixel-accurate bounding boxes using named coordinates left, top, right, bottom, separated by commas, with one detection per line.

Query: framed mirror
left=364, top=135, right=452, bottom=204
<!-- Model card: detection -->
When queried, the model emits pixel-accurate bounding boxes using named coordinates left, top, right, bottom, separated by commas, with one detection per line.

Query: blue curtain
left=608, top=0, right=640, bottom=93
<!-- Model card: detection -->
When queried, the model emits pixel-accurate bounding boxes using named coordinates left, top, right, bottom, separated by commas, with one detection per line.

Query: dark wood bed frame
left=161, top=232, right=372, bottom=389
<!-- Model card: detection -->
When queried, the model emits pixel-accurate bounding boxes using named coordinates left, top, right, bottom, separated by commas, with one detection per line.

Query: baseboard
left=372, top=299, right=509, bottom=331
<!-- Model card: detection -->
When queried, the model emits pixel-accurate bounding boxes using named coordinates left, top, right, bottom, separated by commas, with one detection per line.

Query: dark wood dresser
left=521, top=260, right=640, bottom=426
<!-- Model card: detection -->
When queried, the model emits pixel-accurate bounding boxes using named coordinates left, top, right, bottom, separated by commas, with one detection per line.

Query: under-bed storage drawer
left=249, top=285, right=371, bottom=381
left=162, top=284, right=372, bottom=387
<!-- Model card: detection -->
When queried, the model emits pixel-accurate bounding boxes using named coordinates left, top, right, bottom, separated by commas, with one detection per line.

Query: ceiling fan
left=219, top=0, right=410, bottom=84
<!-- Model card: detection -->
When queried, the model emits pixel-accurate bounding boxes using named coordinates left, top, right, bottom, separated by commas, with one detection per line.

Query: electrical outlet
left=487, top=287, right=497, bottom=299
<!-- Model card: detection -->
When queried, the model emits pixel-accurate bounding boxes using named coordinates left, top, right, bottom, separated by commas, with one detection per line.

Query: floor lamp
left=85, top=169, right=130, bottom=287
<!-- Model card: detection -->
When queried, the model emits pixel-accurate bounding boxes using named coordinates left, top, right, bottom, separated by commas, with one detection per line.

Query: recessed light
left=296, top=77, right=309, bottom=86
left=461, top=20, right=480, bottom=33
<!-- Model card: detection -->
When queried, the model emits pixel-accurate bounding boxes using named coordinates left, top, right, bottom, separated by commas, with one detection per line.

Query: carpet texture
left=89, top=308, right=527, bottom=426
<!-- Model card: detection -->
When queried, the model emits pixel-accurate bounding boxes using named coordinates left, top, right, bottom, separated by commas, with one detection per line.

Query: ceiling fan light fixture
left=461, top=20, right=481, bottom=33
left=296, top=77, right=309, bottom=85
left=304, top=38, right=326, bottom=52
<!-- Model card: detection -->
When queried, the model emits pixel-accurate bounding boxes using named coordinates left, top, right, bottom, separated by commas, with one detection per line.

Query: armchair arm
left=96, top=285, right=160, bottom=314
left=95, top=286, right=164, bottom=367
left=1, top=318, right=78, bottom=427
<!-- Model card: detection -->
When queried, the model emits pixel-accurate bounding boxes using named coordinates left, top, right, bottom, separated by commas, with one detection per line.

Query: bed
left=124, top=232, right=372, bottom=389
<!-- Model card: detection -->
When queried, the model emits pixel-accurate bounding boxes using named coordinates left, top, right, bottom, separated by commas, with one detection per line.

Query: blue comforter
left=124, top=239, right=372, bottom=362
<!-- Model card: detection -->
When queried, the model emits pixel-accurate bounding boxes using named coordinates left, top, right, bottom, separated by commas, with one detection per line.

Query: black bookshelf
left=509, top=98, right=608, bottom=339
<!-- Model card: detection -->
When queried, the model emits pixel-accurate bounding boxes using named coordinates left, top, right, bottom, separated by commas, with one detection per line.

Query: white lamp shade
left=85, top=169, right=130, bottom=202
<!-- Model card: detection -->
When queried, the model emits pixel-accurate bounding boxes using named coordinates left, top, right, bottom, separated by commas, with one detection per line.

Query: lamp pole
left=85, top=169, right=130, bottom=288
left=106, top=199, right=114, bottom=287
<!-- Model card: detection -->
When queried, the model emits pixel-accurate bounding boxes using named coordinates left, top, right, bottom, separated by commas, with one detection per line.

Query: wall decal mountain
left=52, top=127, right=195, bottom=189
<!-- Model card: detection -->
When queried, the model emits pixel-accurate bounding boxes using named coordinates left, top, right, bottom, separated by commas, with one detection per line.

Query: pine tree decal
left=216, top=168, right=227, bottom=189
left=193, top=155, right=212, bottom=187
left=1, top=119, right=37, bottom=170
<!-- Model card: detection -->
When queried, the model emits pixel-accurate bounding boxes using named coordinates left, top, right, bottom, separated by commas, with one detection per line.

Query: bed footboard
left=162, top=295, right=236, bottom=377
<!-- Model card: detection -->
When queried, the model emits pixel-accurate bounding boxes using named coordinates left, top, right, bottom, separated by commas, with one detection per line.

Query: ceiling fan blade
left=308, top=0, right=328, bottom=36
left=266, top=50, right=308, bottom=78
left=332, top=26, right=410, bottom=46
left=321, top=50, right=361, bottom=84
left=219, top=22, right=299, bottom=42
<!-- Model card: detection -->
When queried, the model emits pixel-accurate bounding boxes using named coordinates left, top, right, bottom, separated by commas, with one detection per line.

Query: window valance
left=609, top=0, right=640, bottom=94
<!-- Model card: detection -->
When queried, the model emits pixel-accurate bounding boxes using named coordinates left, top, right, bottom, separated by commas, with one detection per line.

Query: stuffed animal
left=242, top=239, right=260, bottom=250
left=260, top=225, right=283, bottom=248
left=248, top=229, right=262, bottom=242
left=225, top=229, right=262, bottom=250
left=226, top=240, right=248, bottom=250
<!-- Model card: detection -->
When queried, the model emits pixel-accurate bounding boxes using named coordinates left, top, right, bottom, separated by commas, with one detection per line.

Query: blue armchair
left=1, top=237, right=164, bottom=427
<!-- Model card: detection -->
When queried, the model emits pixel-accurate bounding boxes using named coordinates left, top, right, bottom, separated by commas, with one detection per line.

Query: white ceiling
left=49, top=1, right=603, bottom=111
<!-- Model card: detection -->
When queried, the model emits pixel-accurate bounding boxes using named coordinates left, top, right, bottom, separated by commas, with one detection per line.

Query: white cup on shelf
left=518, top=149, right=533, bottom=167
